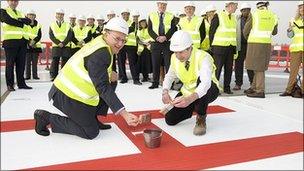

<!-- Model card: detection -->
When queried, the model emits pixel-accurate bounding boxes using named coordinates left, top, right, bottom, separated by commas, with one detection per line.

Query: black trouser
left=117, top=47, right=128, bottom=81
left=139, top=48, right=152, bottom=79
left=25, top=52, right=39, bottom=78
left=212, top=47, right=235, bottom=91
left=125, top=46, right=140, bottom=82
left=234, top=45, right=254, bottom=86
left=50, top=47, right=71, bottom=79
left=48, top=82, right=117, bottom=140
left=165, top=82, right=219, bottom=125
left=4, top=44, right=27, bottom=87
left=150, top=42, right=172, bottom=86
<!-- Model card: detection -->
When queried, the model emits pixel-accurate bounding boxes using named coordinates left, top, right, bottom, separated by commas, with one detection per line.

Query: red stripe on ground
left=29, top=132, right=303, bottom=170
left=0, top=105, right=233, bottom=133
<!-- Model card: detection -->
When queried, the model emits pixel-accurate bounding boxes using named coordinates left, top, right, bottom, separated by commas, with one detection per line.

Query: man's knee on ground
left=165, top=116, right=178, bottom=126
left=83, top=126, right=99, bottom=140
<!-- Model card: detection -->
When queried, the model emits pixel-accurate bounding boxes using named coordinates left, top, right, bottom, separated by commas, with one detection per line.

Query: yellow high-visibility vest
left=137, top=28, right=153, bottom=54
left=149, top=12, right=174, bottom=36
left=201, top=19, right=210, bottom=51
left=212, top=11, right=236, bottom=46
left=54, top=36, right=113, bottom=106
left=179, top=16, right=203, bottom=48
left=248, top=9, right=277, bottom=44
left=125, top=19, right=137, bottom=46
left=1, top=7, right=28, bottom=41
left=50, top=22, right=70, bottom=47
left=71, top=25, right=91, bottom=49
left=289, top=18, right=303, bottom=52
left=171, top=48, right=220, bottom=97
left=25, top=24, right=42, bottom=48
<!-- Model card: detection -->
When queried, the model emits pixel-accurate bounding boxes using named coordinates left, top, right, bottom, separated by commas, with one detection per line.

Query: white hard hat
left=87, top=14, right=95, bottom=19
left=205, top=4, right=217, bottom=12
left=184, top=1, right=195, bottom=8
left=225, top=1, right=238, bottom=5
left=96, top=15, right=105, bottom=20
left=69, top=13, right=76, bottom=18
left=139, top=17, right=147, bottom=22
left=156, top=1, right=168, bottom=4
left=121, top=8, right=130, bottom=14
left=298, top=1, right=303, bottom=6
left=106, top=10, right=115, bottom=15
left=240, top=3, right=251, bottom=10
left=55, top=8, right=65, bottom=14
left=200, top=10, right=206, bottom=16
left=78, top=15, right=86, bottom=21
left=27, top=9, right=36, bottom=15
left=256, top=1, right=269, bottom=7
left=170, top=30, right=193, bottom=52
left=131, top=11, right=140, bottom=17
left=104, top=17, right=129, bottom=35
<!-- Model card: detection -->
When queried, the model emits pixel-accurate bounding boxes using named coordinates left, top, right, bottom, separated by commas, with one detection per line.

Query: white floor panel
left=208, top=152, right=304, bottom=170
left=1, top=123, right=140, bottom=170
left=152, top=101, right=302, bottom=147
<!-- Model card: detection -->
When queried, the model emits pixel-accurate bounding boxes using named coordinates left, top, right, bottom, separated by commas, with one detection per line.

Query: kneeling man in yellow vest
left=162, top=30, right=220, bottom=136
left=34, top=18, right=141, bottom=140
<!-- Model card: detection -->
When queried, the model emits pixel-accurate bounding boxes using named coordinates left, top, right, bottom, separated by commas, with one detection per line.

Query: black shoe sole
left=34, top=112, right=50, bottom=136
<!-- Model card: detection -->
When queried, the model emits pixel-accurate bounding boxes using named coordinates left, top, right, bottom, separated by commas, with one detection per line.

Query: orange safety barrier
left=269, top=45, right=291, bottom=72
left=38, top=41, right=52, bottom=70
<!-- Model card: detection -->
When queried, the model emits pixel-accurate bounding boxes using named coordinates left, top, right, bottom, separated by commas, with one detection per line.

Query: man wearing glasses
left=33, top=17, right=141, bottom=140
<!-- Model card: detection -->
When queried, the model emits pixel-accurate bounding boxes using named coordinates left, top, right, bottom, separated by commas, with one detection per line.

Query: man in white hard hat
left=69, top=13, right=76, bottom=28
left=70, top=15, right=92, bottom=56
left=49, top=8, right=73, bottom=81
left=148, top=0, right=176, bottom=89
left=86, top=14, right=97, bottom=39
left=117, top=8, right=132, bottom=84
left=24, top=9, right=42, bottom=80
left=162, top=30, right=219, bottom=136
left=200, top=4, right=216, bottom=52
left=233, top=2, right=254, bottom=91
left=34, top=17, right=141, bottom=140
left=95, top=14, right=105, bottom=36
left=105, top=10, right=116, bottom=23
left=243, top=1, right=278, bottom=98
left=1, top=0, right=32, bottom=91
left=179, top=1, right=205, bottom=50
left=209, top=1, right=238, bottom=94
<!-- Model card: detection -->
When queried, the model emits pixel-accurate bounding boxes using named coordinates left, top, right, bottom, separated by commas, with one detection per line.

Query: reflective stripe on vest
left=171, top=48, right=220, bottom=97
left=179, top=16, right=203, bottom=48
left=289, top=19, right=304, bottom=52
left=212, top=11, right=237, bottom=46
left=54, top=36, right=113, bottom=106
left=125, top=20, right=137, bottom=46
left=26, top=24, right=42, bottom=48
left=248, top=9, right=277, bottom=44
left=71, top=25, right=91, bottom=49
left=149, top=12, right=174, bottom=36
left=201, top=19, right=210, bottom=51
left=1, top=8, right=27, bottom=40
left=50, top=22, right=70, bottom=47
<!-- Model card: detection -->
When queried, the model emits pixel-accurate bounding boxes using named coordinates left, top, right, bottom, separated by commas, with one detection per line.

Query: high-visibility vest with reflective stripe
left=137, top=28, right=153, bottom=54
left=50, top=22, right=70, bottom=47
left=171, top=48, right=220, bottom=97
left=179, top=16, right=203, bottom=48
left=25, top=24, right=42, bottom=48
left=201, top=19, right=210, bottom=51
left=149, top=12, right=174, bottom=36
left=71, top=25, right=91, bottom=49
left=212, top=11, right=237, bottom=46
left=1, top=8, right=28, bottom=41
left=248, top=9, right=277, bottom=44
left=289, top=18, right=303, bottom=52
left=54, top=36, right=113, bottom=106
left=125, top=20, right=137, bottom=46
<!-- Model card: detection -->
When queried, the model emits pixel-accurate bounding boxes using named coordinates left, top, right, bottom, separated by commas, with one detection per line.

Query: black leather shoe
left=34, top=109, right=51, bottom=136
left=244, top=88, right=255, bottom=94
left=98, top=122, right=112, bottom=130
left=120, top=79, right=128, bottom=84
left=18, top=85, right=33, bottom=89
left=224, top=89, right=233, bottom=94
left=279, top=91, right=292, bottom=96
left=247, top=92, right=265, bottom=98
left=7, top=86, right=15, bottom=91
left=149, top=84, right=159, bottom=89
left=133, top=80, right=142, bottom=85
left=33, top=77, right=40, bottom=80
